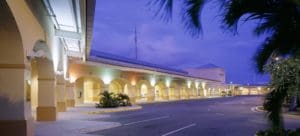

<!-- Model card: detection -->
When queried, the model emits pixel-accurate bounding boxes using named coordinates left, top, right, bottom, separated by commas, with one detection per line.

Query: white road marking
left=123, top=116, right=170, bottom=126
left=161, top=123, right=196, bottom=136
left=119, top=112, right=149, bottom=117
left=216, top=113, right=224, bottom=116
left=251, top=107, right=258, bottom=113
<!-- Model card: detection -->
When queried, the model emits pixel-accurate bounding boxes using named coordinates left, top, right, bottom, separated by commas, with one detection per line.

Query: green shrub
left=96, top=91, right=119, bottom=108
left=115, top=93, right=131, bottom=106
left=221, top=91, right=226, bottom=96
left=96, top=91, right=131, bottom=108
left=255, top=128, right=300, bottom=136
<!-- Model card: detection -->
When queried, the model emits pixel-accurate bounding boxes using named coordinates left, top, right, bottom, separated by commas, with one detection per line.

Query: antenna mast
left=134, top=26, right=138, bottom=60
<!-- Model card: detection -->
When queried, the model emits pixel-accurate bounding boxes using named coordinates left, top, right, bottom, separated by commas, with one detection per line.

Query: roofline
left=86, top=56, right=220, bottom=83
left=84, top=0, right=96, bottom=60
left=89, top=50, right=188, bottom=74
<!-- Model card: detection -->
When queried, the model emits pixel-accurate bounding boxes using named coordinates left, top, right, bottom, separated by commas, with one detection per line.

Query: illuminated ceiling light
left=187, top=81, right=191, bottom=88
left=55, top=70, right=64, bottom=75
left=131, top=80, right=136, bottom=86
left=102, top=75, right=112, bottom=85
left=195, top=81, right=199, bottom=89
left=101, top=69, right=114, bottom=85
left=257, top=87, right=261, bottom=90
left=165, top=79, right=171, bottom=88
left=150, top=76, right=156, bottom=87
left=201, top=82, right=206, bottom=88
left=69, top=76, right=76, bottom=83
left=27, top=80, right=31, bottom=85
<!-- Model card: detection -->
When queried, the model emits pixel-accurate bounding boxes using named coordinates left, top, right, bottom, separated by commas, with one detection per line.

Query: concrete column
left=147, top=86, right=155, bottom=102
left=66, top=81, right=75, bottom=107
left=0, top=67, right=34, bottom=136
left=56, top=75, right=66, bottom=112
left=84, top=79, right=96, bottom=103
left=163, top=88, right=169, bottom=100
left=203, top=88, right=207, bottom=97
left=74, top=78, right=84, bottom=104
left=186, top=88, right=191, bottom=99
left=129, top=85, right=136, bottom=104
left=36, top=58, right=56, bottom=121
left=0, top=1, right=34, bottom=135
left=175, top=87, right=180, bottom=100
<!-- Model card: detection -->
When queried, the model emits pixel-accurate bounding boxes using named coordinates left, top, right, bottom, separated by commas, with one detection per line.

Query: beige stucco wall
left=185, top=67, right=225, bottom=83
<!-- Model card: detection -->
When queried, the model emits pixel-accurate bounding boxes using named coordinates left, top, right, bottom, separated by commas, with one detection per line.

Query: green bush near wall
left=96, top=91, right=131, bottom=108
left=255, top=128, right=300, bottom=136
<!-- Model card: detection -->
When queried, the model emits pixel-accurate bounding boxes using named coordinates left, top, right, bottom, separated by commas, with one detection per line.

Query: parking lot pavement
left=88, top=96, right=299, bottom=136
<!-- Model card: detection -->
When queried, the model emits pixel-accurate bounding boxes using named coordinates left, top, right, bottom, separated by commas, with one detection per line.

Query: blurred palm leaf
left=221, top=0, right=300, bottom=72
left=150, top=0, right=205, bottom=37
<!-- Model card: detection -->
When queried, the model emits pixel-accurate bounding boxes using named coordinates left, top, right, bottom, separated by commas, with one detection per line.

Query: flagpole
left=134, top=25, right=138, bottom=60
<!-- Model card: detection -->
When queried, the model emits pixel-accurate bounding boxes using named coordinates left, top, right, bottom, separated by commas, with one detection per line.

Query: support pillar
left=56, top=75, right=66, bottom=112
left=36, top=58, right=56, bottom=121
left=66, top=81, right=75, bottom=107
left=129, top=85, right=136, bottom=104
left=0, top=67, right=34, bottom=136
left=186, top=88, right=191, bottom=99
left=175, top=87, right=180, bottom=100
left=147, top=86, right=155, bottom=102
left=0, top=1, right=34, bottom=134
left=163, top=88, right=169, bottom=100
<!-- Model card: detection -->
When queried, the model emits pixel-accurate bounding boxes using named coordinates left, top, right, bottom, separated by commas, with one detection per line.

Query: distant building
left=227, top=83, right=270, bottom=96
left=184, top=64, right=227, bottom=96
left=184, top=64, right=226, bottom=83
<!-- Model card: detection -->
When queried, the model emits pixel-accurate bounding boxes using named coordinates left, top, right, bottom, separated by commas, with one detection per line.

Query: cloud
left=91, top=0, right=270, bottom=84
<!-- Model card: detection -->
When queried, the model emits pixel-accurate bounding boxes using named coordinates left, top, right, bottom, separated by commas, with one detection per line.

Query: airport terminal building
left=0, top=1, right=232, bottom=135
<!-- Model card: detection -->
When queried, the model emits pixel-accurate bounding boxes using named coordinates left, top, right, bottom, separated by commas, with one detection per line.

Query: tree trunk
left=289, top=96, right=298, bottom=111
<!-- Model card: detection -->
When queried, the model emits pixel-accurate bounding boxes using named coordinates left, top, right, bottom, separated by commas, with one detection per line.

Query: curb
left=252, top=106, right=300, bottom=118
left=137, top=96, right=223, bottom=105
left=79, top=122, right=122, bottom=134
left=251, top=106, right=266, bottom=113
left=86, top=105, right=142, bottom=114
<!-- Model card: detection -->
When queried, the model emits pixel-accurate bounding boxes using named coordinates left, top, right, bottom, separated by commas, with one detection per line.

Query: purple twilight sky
left=91, top=0, right=270, bottom=84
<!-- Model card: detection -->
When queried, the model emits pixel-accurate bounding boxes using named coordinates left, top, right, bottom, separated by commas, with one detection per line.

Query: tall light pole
left=134, top=26, right=138, bottom=60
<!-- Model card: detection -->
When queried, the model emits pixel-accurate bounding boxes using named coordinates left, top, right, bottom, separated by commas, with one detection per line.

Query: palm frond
left=181, top=0, right=205, bottom=37
left=254, top=37, right=278, bottom=73
left=148, top=0, right=174, bottom=21
left=254, top=18, right=277, bottom=36
left=221, top=0, right=273, bottom=33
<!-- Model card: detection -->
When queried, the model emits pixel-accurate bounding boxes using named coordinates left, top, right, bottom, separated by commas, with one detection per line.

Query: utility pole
left=134, top=26, right=138, bottom=60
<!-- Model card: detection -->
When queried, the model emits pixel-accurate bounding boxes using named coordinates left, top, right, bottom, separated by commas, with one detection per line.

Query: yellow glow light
left=201, top=82, right=206, bottom=88
left=102, top=75, right=112, bottom=85
left=165, top=79, right=171, bottom=88
left=150, top=77, right=156, bottom=87
left=187, top=81, right=191, bottom=88
left=195, top=81, right=199, bottom=89
left=257, top=87, right=261, bottom=90
left=69, top=76, right=76, bottom=83
left=131, top=80, right=136, bottom=86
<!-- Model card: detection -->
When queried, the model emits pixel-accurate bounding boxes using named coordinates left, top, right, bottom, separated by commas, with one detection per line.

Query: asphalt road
left=89, top=96, right=300, bottom=136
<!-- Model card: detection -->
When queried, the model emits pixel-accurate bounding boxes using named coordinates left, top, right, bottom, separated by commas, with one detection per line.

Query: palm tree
left=150, top=0, right=300, bottom=133
left=150, top=0, right=300, bottom=71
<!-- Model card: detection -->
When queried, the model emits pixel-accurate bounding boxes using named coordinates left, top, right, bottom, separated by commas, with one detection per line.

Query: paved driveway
left=89, top=96, right=300, bottom=136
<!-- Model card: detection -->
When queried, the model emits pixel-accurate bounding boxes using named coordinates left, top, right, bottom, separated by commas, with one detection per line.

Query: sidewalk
left=35, top=104, right=141, bottom=136
left=253, top=106, right=300, bottom=118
